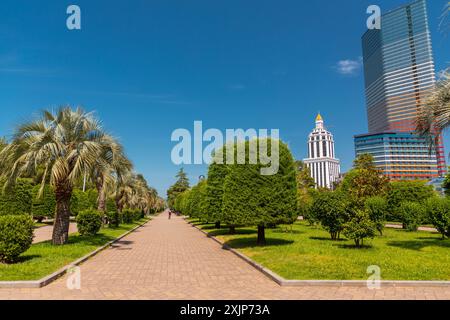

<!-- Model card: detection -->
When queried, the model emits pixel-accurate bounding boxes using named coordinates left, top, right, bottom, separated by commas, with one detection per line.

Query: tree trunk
left=52, top=183, right=73, bottom=245
left=96, top=178, right=106, bottom=212
left=257, top=225, right=266, bottom=245
left=229, top=225, right=236, bottom=234
left=215, top=221, right=221, bottom=229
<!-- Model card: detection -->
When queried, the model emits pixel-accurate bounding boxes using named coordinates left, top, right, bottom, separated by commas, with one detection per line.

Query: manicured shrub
left=31, top=185, right=56, bottom=222
left=398, top=201, right=426, bottom=231
left=0, top=215, right=34, bottom=263
left=343, top=210, right=376, bottom=247
left=70, top=189, right=98, bottom=216
left=133, top=210, right=144, bottom=220
left=106, top=210, right=120, bottom=228
left=76, top=209, right=103, bottom=236
left=122, top=209, right=134, bottom=223
left=185, top=180, right=208, bottom=220
left=0, top=178, right=33, bottom=216
left=312, top=191, right=349, bottom=240
left=364, top=196, right=387, bottom=235
left=425, top=197, right=450, bottom=239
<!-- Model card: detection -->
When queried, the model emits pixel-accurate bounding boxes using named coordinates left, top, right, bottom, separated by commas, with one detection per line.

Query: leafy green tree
left=387, top=180, right=435, bottom=221
left=186, top=180, right=208, bottom=220
left=295, top=160, right=317, bottom=224
left=301, top=188, right=320, bottom=226
left=205, top=148, right=230, bottom=228
left=343, top=210, right=376, bottom=247
left=311, top=191, right=349, bottom=240
left=398, top=201, right=426, bottom=231
left=364, top=196, right=387, bottom=235
left=425, top=197, right=450, bottom=239
left=442, top=170, right=450, bottom=196
left=167, top=168, right=190, bottom=208
left=222, top=139, right=298, bottom=245
left=339, top=154, right=389, bottom=208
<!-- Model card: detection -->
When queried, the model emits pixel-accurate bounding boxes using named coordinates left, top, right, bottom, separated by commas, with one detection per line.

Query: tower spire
left=315, top=113, right=324, bottom=129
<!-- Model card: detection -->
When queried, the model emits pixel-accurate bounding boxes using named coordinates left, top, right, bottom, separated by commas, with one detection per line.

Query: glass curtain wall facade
left=355, top=132, right=439, bottom=180
left=359, top=0, right=446, bottom=177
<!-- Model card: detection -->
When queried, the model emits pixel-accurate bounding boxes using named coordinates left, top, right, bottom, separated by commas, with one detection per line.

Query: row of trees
left=170, top=139, right=298, bottom=245
left=303, top=155, right=450, bottom=245
left=0, top=107, right=165, bottom=245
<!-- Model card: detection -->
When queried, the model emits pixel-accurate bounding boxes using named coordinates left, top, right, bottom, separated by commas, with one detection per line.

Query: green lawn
left=0, top=218, right=149, bottom=281
left=191, top=219, right=450, bottom=281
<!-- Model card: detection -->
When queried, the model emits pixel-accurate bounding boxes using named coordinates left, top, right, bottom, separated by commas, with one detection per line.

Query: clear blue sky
left=0, top=0, right=449, bottom=196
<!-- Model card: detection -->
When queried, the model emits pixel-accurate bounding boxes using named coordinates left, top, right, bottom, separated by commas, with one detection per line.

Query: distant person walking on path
left=168, top=210, right=172, bottom=220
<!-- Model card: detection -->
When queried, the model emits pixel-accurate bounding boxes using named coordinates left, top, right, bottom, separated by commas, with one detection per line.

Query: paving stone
left=1, top=213, right=449, bottom=300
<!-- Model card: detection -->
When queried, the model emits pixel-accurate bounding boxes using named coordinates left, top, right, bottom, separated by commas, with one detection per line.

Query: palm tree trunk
left=52, top=183, right=73, bottom=245
left=96, top=179, right=106, bottom=212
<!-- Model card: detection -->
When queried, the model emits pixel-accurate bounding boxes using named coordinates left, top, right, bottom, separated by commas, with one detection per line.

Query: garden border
left=185, top=218, right=450, bottom=288
left=0, top=218, right=151, bottom=289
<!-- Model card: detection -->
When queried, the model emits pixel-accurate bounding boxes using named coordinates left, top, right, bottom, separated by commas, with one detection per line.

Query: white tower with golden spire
left=303, top=114, right=340, bottom=189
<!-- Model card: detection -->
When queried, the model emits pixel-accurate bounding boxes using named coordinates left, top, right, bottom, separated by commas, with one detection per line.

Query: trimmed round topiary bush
left=76, top=209, right=103, bottom=236
left=0, top=215, right=34, bottom=263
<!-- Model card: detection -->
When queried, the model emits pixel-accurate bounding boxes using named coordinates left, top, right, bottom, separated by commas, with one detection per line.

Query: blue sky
left=0, top=0, right=449, bottom=196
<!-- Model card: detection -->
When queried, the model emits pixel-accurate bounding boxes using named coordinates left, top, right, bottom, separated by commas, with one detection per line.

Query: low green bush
left=70, top=189, right=98, bottom=216
left=76, top=209, right=103, bottom=236
left=121, top=209, right=143, bottom=223
left=106, top=210, right=120, bottom=228
left=398, top=201, right=425, bottom=231
left=122, top=209, right=134, bottom=223
left=425, top=197, right=450, bottom=239
left=0, top=215, right=34, bottom=263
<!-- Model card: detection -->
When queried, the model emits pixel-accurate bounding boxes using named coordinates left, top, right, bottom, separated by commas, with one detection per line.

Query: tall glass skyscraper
left=358, top=0, right=446, bottom=178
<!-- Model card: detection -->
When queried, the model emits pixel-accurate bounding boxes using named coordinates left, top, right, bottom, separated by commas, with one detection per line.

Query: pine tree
left=167, top=168, right=190, bottom=208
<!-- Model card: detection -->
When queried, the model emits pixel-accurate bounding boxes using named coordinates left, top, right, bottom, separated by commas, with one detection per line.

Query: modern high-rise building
left=354, top=132, right=439, bottom=180
left=357, top=0, right=446, bottom=178
left=304, top=114, right=341, bottom=189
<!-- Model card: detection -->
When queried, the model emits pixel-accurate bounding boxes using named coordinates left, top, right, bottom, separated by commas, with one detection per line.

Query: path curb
left=0, top=219, right=151, bottom=289
left=185, top=218, right=450, bottom=288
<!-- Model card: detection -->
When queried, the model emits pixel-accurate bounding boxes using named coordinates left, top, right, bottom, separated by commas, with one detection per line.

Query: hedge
left=0, top=179, right=33, bottom=216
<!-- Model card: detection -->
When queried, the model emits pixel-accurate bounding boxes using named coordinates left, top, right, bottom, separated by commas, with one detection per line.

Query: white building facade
left=303, top=114, right=341, bottom=189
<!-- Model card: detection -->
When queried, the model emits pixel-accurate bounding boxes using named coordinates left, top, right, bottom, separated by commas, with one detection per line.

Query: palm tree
left=91, top=134, right=132, bottom=212
left=416, top=71, right=450, bottom=146
left=440, top=2, right=449, bottom=35
left=0, top=107, right=109, bottom=245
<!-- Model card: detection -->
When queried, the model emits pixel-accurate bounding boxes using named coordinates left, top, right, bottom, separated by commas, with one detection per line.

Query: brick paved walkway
left=0, top=212, right=449, bottom=300
left=33, top=223, right=78, bottom=244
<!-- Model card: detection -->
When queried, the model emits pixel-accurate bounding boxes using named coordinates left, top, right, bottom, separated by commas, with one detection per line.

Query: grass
left=191, top=219, right=450, bottom=281
left=0, top=218, right=149, bottom=281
